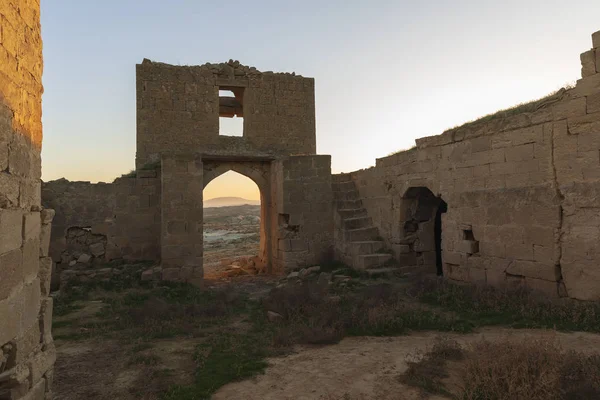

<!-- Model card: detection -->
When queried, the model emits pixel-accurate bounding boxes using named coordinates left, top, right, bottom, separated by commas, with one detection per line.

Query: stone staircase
left=333, top=174, right=393, bottom=270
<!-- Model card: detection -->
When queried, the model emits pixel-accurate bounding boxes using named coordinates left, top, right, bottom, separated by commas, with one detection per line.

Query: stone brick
left=22, top=212, right=40, bottom=242
left=28, top=344, right=56, bottom=387
left=504, top=143, right=534, bottom=162
left=22, top=378, right=46, bottom=400
left=21, top=279, right=41, bottom=335
left=506, top=260, right=559, bottom=281
left=581, top=49, right=597, bottom=78
left=593, top=30, right=600, bottom=49
left=443, top=251, right=463, bottom=265
left=0, top=172, right=20, bottom=208
left=469, top=267, right=486, bottom=284
left=0, top=294, right=21, bottom=345
left=526, top=278, right=559, bottom=298
left=14, top=322, right=41, bottom=364
left=38, top=224, right=51, bottom=257
left=38, top=257, right=52, bottom=296
left=505, top=243, right=534, bottom=261
left=39, top=298, right=52, bottom=345
left=457, top=240, right=479, bottom=254
left=0, top=209, right=23, bottom=255
left=552, top=97, right=587, bottom=121
left=40, top=209, right=55, bottom=225
left=22, top=238, right=39, bottom=282
left=278, top=239, right=291, bottom=251
left=0, top=248, right=22, bottom=301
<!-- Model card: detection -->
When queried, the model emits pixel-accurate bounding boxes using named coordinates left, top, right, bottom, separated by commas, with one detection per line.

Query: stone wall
left=41, top=170, right=161, bottom=284
left=159, top=154, right=204, bottom=284
left=0, top=1, right=55, bottom=399
left=272, top=155, right=334, bottom=271
left=340, top=30, right=600, bottom=301
left=136, top=60, right=316, bottom=168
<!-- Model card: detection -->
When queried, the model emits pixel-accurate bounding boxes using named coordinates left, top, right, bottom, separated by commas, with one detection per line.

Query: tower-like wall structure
left=1, top=1, right=56, bottom=398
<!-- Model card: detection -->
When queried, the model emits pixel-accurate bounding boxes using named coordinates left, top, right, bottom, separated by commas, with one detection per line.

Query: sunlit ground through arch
left=202, top=170, right=263, bottom=279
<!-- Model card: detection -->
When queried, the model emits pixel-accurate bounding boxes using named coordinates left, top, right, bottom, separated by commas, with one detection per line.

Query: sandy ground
left=212, top=328, right=600, bottom=400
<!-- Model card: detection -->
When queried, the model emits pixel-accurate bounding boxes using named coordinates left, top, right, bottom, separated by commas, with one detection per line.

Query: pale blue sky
left=41, top=0, right=600, bottom=198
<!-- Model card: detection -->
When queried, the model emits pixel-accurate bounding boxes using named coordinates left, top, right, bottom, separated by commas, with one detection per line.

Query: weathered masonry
left=1, top=1, right=56, bottom=399
left=43, top=60, right=335, bottom=284
left=336, top=30, right=600, bottom=301
left=43, top=30, right=600, bottom=302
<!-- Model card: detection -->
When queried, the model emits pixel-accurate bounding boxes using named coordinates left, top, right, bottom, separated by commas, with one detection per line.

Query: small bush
left=400, top=337, right=600, bottom=400
left=400, top=337, right=463, bottom=396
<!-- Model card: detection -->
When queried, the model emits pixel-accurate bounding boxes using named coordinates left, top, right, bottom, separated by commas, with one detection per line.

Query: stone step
left=336, top=199, right=362, bottom=210
left=331, top=181, right=355, bottom=192
left=355, top=253, right=393, bottom=270
left=333, top=190, right=360, bottom=201
left=343, top=216, right=373, bottom=230
left=345, top=226, right=379, bottom=242
left=346, top=240, right=385, bottom=255
left=337, top=208, right=368, bottom=219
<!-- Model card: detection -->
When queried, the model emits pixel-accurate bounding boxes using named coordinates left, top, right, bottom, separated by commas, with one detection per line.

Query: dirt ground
left=212, top=329, right=600, bottom=400
left=53, top=323, right=600, bottom=400
left=51, top=205, right=600, bottom=400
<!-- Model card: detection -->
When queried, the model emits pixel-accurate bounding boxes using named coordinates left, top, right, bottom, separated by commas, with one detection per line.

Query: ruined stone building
left=43, top=59, right=334, bottom=284
left=1, top=1, right=55, bottom=399
left=42, top=30, right=600, bottom=302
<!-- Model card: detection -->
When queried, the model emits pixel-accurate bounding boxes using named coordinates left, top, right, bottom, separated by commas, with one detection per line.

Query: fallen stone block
left=89, top=243, right=105, bottom=257
left=77, top=254, right=91, bottom=264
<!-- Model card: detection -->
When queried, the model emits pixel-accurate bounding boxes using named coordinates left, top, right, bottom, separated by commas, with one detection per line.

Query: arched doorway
left=402, top=187, right=448, bottom=275
left=202, top=162, right=271, bottom=278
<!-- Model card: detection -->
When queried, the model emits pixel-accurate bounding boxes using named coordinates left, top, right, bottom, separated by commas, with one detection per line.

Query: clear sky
left=40, top=0, right=600, bottom=200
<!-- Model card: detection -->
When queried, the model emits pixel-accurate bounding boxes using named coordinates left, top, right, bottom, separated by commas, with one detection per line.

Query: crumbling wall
left=272, top=155, right=334, bottom=271
left=0, top=1, right=55, bottom=399
left=41, top=178, right=115, bottom=262
left=343, top=30, right=600, bottom=301
left=41, top=170, right=161, bottom=286
left=136, top=60, right=316, bottom=168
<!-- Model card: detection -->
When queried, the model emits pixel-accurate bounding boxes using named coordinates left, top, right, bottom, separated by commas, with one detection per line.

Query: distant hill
left=204, top=197, right=260, bottom=208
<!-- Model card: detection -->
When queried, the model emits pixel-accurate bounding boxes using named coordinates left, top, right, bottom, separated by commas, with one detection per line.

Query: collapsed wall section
left=342, top=30, right=600, bottom=301
left=0, top=1, right=55, bottom=399
left=41, top=170, right=161, bottom=286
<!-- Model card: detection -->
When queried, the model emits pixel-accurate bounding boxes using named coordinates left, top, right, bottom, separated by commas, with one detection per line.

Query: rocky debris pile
left=54, top=227, right=110, bottom=289
left=220, top=256, right=267, bottom=277
left=60, top=227, right=107, bottom=267
left=58, top=262, right=154, bottom=288
left=275, top=266, right=357, bottom=290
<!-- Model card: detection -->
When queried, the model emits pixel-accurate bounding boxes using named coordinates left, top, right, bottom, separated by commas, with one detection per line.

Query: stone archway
left=401, top=187, right=447, bottom=274
left=202, top=160, right=272, bottom=271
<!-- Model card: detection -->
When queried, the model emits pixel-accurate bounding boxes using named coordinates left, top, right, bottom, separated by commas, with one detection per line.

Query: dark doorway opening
left=402, top=187, right=448, bottom=275
left=434, top=199, right=448, bottom=275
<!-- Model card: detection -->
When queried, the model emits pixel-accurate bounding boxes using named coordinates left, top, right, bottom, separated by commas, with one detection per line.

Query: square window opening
left=219, top=87, right=244, bottom=137
left=463, top=229, right=475, bottom=241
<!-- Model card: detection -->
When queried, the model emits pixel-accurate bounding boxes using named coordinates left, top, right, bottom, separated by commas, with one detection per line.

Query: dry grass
left=401, top=337, right=600, bottom=400
left=54, top=267, right=600, bottom=400
left=262, top=281, right=471, bottom=347
left=413, top=277, right=600, bottom=332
